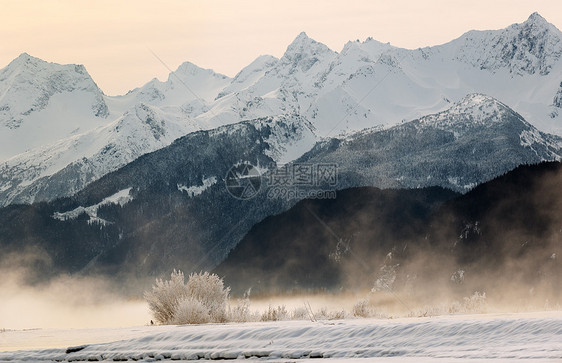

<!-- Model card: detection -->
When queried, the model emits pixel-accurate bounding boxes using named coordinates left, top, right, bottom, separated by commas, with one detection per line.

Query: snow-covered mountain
left=1, top=94, right=559, bottom=281
left=0, top=114, right=320, bottom=278
left=0, top=53, right=109, bottom=161
left=0, top=59, right=232, bottom=206
left=1, top=12, right=562, bottom=207
left=128, top=61, right=231, bottom=113
left=299, top=93, right=562, bottom=192
left=201, top=12, right=562, bottom=137
left=450, top=12, right=562, bottom=75
left=0, top=103, right=199, bottom=205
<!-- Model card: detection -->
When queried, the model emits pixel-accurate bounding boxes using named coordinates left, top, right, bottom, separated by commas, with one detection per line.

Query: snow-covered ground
left=1, top=312, right=561, bottom=362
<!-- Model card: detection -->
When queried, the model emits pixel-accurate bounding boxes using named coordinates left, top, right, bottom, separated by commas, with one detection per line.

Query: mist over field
left=0, top=164, right=560, bottom=331
left=0, top=262, right=149, bottom=330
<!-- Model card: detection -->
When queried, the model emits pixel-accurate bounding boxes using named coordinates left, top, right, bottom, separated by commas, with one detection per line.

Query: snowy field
left=1, top=312, right=561, bottom=362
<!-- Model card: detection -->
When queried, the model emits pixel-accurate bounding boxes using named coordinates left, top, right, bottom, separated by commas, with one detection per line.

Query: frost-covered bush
left=229, top=296, right=253, bottom=322
left=144, top=269, right=188, bottom=324
left=315, top=307, right=347, bottom=320
left=351, top=297, right=387, bottom=318
left=410, top=304, right=446, bottom=318
left=261, top=305, right=288, bottom=321
left=185, top=272, right=230, bottom=323
left=291, top=306, right=310, bottom=320
left=409, top=291, right=488, bottom=317
left=446, top=291, right=488, bottom=314
left=144, top=270, right=230, bottom=324
left=173, top=297, right=210, bottom=324
left=462, top=291, right=487, bottom=313
left=352, top=299, right=371, bottom=318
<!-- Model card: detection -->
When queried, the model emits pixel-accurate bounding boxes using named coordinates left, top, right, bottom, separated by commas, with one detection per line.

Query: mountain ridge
left=0, top=95, right=560, bottom=285
left=1, top=12, right=562, bottom=207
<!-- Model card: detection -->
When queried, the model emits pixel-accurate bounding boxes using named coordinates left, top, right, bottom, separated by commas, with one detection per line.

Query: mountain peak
left=173, top=61, right=205, bottom=77
left=176, top=60, right=205, bottom=71
left=231, top=54, right=278, bottom=82
left=525, top=12, right=548, bottom=26
left=457, top=93, right=500, bottom=107
left=281, top=32, right=335, bottom=73
left=517, top=11, right=560, bottom=35
left=3, top=53, right=90, bottom=77
left=296, top=31, right=309, bottom=39
left=0, top=53, right=108, bottom=132
left=15, top=52, right=33, bottom=61
left=449, top=12, right=562, bottom=76
left=419, top=93, right=523, bottom=134
left=6, top=52, right=45, bottom=69
left=165, top=61, right=229, bottom=87
left=285, top=32, right=313, bottom=50
left=450, top=93, right=512, bottom=116
left=284, top=31, right=332, bottom=56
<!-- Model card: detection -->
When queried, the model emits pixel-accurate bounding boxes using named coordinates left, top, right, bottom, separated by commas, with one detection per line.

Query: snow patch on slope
left=177, top=176, right=217, bottom=197
left=259, top=115, right=319, bottom=164
left=52, top=188, right=133, bottom=225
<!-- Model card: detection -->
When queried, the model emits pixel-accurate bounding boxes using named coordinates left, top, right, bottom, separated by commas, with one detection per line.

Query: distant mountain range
left=0, top=95, right=559, bottom=285
left=1, top=12, right=562, bottom=207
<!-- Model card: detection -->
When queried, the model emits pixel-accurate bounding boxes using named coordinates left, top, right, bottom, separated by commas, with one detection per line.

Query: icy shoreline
left=1, top=312, right=561, bottom=361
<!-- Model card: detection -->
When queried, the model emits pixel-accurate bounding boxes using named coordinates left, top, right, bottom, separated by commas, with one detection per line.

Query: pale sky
left=2, top=0, right=562, bottom=96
